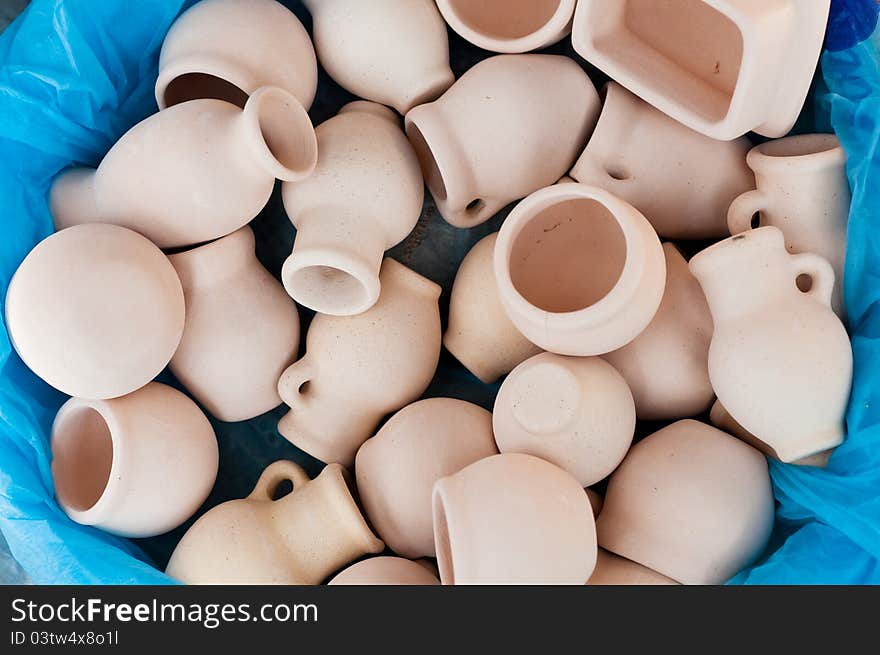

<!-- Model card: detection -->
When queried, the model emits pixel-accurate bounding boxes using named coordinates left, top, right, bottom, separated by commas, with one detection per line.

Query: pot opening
left=446, top=0, right=563, bottom=39
left=250, top=88, right=318, bottom=181
left=286, top=264, right=374, bottom=315
left=163, top=73, right=249, bottom=109
left=432, top=493, right=455, bottom=584
left=406, top=122, right=448, bottom=202
left=759, top=134, right=840, bottom=159
left=509, top=197, right=627, bottom=313
left=52, top=406, right=113, bottom=513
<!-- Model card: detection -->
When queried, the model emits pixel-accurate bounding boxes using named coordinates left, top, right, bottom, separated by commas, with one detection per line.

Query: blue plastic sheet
left=1, top=0, right=879, bottom=584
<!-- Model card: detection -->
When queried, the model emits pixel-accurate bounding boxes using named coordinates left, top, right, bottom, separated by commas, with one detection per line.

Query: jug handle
left=728, top=190, right=768, bottom=235
left=249, top=460, right=312, bottom=501
left=791, top=252, right=836, bottom=307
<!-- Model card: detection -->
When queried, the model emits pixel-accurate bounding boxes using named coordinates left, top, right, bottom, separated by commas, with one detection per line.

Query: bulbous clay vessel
left=50, top=87, right=317, bottom=248
left=569, top=82, right=754, bottom=239
left=355, top=398, right=497, bottom=558
left=281, top=102, right=424, bottom=316
left=166, top=461, right=384, bottom=584
left=51, top=382, right=218, bottom=537
left=603, top=243, right=714, bottom=420
left=571, top=1, right=830, bottom=139
left=690, top=227, right=852, bottom=463
left=443, top=233, right=541, bottom=383
left=328, top=557, right=440, bottom=585
left=433, top=453, right=597, bottom=584
left=495, top=183, right=666, bottom=356
left=155, top=0, right=317, bottom=110
left=436, top=0, right=575, bottom=53
left=5, top=224, right=184, bottom=400
left=587, top=549, right=678, bottom=586
left=168, top=227, right=300, bottom=422
left=493, top=353, right=635, bottom=487
left=303, top=0, right=453, bottom=115
left=278, top=259, right=441, bottom=467
left=728, top=134, right=850, bottom=318
left=405, top=54, right=599, bottom=228
left=586, top=488, right=603, bottom=517
left=597, top=420, right=774, bottom=585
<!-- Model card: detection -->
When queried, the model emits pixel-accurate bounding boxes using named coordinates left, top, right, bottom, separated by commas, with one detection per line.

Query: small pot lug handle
left=727, top=189, right=769, bottom=235
left=249, top=460, right=312, bottom=501
left=790, top=252, right=836, bottom=308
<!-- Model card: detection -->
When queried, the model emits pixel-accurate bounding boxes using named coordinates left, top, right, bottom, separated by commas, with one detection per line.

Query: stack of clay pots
left=3, top=0, right=850, bottom=585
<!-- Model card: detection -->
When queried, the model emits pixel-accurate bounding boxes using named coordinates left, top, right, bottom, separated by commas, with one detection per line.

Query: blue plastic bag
left=2, top=0, right=880, bottom=584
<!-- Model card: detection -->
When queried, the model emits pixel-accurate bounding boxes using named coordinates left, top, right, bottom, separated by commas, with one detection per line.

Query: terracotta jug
left=51, top=382, right=218, bottom=538
left=405, top=54, right=599, bottom=228
left=168, top=227, right=300, bottom=422
left=303, top=0, right=453, bottom=114
left=50, top=87, right=317, bottom=248
left=603, top=243, right=714, bottom=420
left=690, top=227, right=852, bottom=463
left=433, top=453, right=597, bottom=585
left=155, top=0, right=317, bottom=110
left=444, top=233, right=541, bottom=383
left=355, top=398, right=498, bottom=558
left=278, top=259, right=441, bottom=467
left=5, top=224, right=184, bottom=400
left=569, top=82, right=754, bottom=239
left=728, top=134, right=850, bottom=318
left=587, top=549, right=678, bottom=586
left=571, top=1, right=830, bottom=140
left=436, top=0, right=575, bottom=53
left=597, top=420, right=774, bottom=585
left=166, top=461, right=384, bottom=584
left=328, top=557, right=440, bottom=585
left=493, top=353, right=635, bottom=487
left=494, top=183, right=666, bottom=356
left=281, top=102, right=424, bottom=316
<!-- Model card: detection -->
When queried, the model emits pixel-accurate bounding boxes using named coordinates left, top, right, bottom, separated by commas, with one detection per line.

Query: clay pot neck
left=748, top=133, right=844, bottom=179
left=168, top=227, right=256, bottom=288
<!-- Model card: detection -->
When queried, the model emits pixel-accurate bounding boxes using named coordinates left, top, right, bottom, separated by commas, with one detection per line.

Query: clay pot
left=405, top=54, right=599, bottom=228
left=586, top=489, right=603, bottom=517
left=493, top=353, right=635, bottom=487
left=281, top=102, right=424, bottom=316
left=569, top=82, right=754, bottom=238
left=436, top=0, right=575, bottom=53
left=5, top=224, right=184, bottom=400
left=168, top=227, right=300, bottom=422
left=690, top=227, right=851, bottom=463
left=51, top=382, right=218, bottom=537
left=494, top=183, right=666, bottom=356
left=603, top=243, right=714, bottom=420
left=355, top=398, right=497, bottom=559
left=571, top=1, right=830, bottom=140
left=433, top=453, right=597, bottom=584
left=443, top=233, right=541, bottom=383
left=303, top=0, right=453, bottom=115
left=50, top=87, right=317, bottom=248
left=597, top=420, right=774, bottom=585
left=278, top=259, right=441, bottom=467
left=328, top=557, right=440, bottom=585
left=728, top=134, right=850, bottom=318
left=155, top=0, right=317, bottom=110
left=166, top=460, right=384, bottom=584
left=587, top=549, right=678, bottom=586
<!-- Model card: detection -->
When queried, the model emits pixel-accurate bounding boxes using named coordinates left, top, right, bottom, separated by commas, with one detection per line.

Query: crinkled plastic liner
left=0, top=0, right=878, bottom=585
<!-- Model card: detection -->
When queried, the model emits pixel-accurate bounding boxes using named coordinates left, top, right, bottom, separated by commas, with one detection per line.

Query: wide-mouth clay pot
left=494, top=183, right=666, bottom=356
left=328, top=557, right=440, bottom=585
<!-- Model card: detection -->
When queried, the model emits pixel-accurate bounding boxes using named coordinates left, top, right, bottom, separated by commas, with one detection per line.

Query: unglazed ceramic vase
left=328, top=557, right=440, bottom=585
left=5, top=224, right=184, bottom=400
left=571, top=0, right=830, bottom=140
left=405, top=54, right=599, bottom=228
left=303, top=0, right=453, bottom=114
left=444, top=233, right=541, bottom=384
left=155, top=0, right=317, bottom=110
left=50, top=87, right=317, bottom=248
left=436, top=0, right=575, bottom=53
left=728, top=134, right=850, bottom=318
left=690, top=227, right=852, bottom=463
left=569, top=82, right=754, bottom=238
left=587, top=549, right=678, bottom=586
left=281, top=102, right=424, bottom=316
left=597, top=420, right=774, bottom=585
left=51, top=382, right=218, bottom=538
left=278, top=259, right=441, bottom=467
left=493, top=353, right=635, bottom=487
left=166, top=461, right=384, bottom=584
left=494, top=183, right=666, bottom=356
left=433, top=453, right=597, bottom=585
left=603, top=243, right=714, bottom=420
left=355, top=398, right=498, bottom=558
left=168, top=227, right=300, bottom=422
